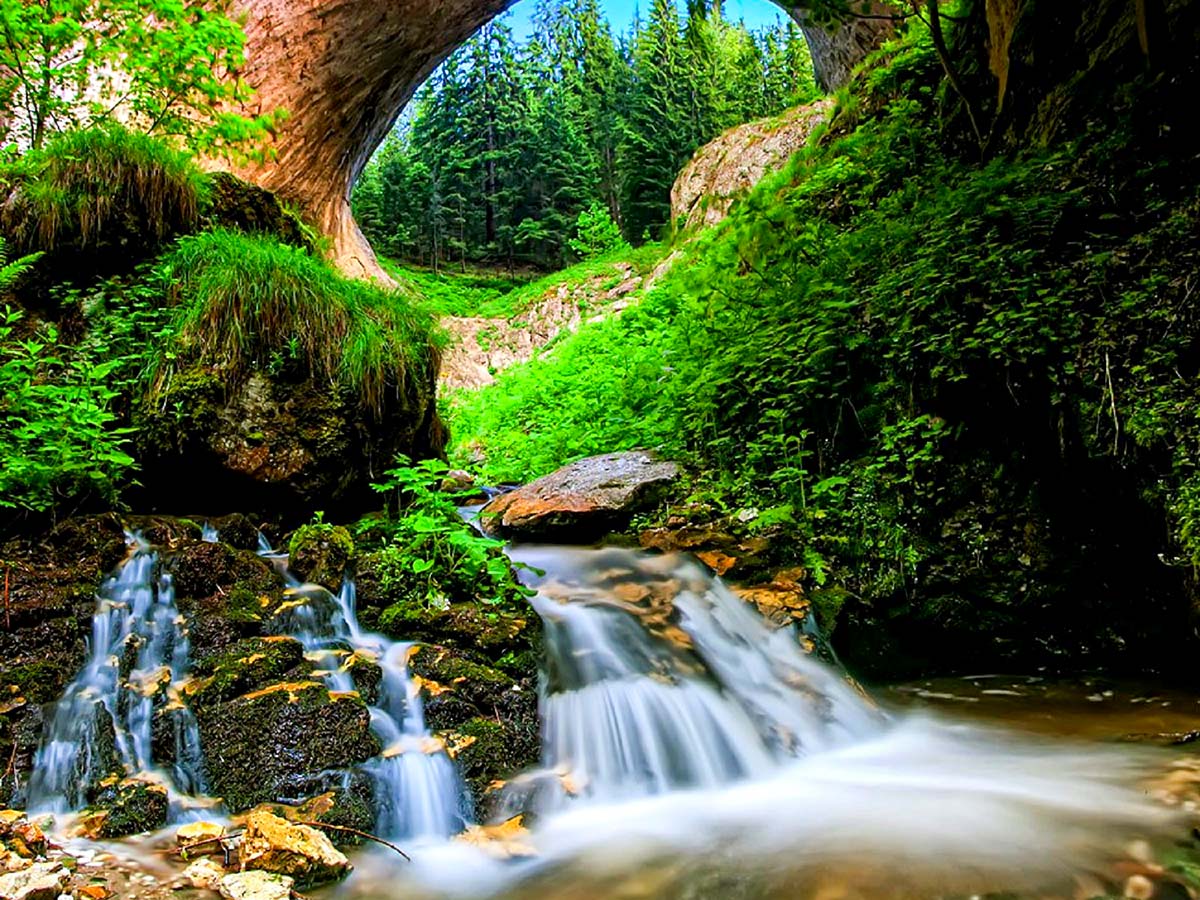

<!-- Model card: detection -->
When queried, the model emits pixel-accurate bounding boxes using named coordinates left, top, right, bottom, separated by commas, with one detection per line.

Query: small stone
left=176, top=821, right=226, bottom=853
left=238, top=810, right=349, bottom=889
left=1125, top=875, right=1155, bottom=899
left=218, top=870, right=294, bottom=900
left=182, top=858, right=227, bottom=891
left=0, top=861, right=70, bottom=900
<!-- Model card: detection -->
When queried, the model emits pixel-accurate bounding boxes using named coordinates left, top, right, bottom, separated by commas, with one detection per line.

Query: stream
left=26, top=534, right=1200, bottom=900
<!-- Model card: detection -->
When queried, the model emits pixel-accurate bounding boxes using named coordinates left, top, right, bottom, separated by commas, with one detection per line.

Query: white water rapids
left=27, top=531, right=1185, bottom=899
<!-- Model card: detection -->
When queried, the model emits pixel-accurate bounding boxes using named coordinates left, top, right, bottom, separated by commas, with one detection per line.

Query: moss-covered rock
left=449, top=716, right=541, bottom=814
left=134, top=364, right=441, bottom=519
left=203, top=172, right=315, bottom=251
left=197, top=681, right=379, bottom=813
left=187, top=637, right=311, bottom=709
left=84, top=776, right=169, bottom=838
left=287, top=523, right=355, bottom=586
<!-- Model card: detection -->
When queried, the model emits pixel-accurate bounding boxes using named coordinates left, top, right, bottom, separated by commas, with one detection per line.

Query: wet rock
left=135, top=365, right=442, bottom=518
left=182, top=857, right=227, bottom=891
left=286, top=523, right=354, bottom=586
left=360, top=595, right=536, bottom=667
left=291, top=784, right=376, bottom=837
left=0, top=861, right=69, bottom=900
left=176, top=821, right=227, bottom=855
left=167, top=541, right=284, bottom=663
left=186, top=637, right=310, bottom=708
left=0, top=819, right=44, bottom=862
left=450, top=716, right=541, bottom=813
left=238, top=810, right=350, bottom=889
left=480, top=452, right=680, bottom=542
left=204, top=172, right=313, bottom=251
left=733, top=581, right=813, bottom=631
left=82, top=777, right=169, bottom=838
left=218, top=870, right=294, bottom=900
left=198, top=682, right=379, bottom=812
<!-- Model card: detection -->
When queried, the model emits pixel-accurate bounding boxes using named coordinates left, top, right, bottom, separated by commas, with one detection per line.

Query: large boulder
left=480, top=452, right=680, bottom=542
left=196, top=681, right=379, bottom=812
left=671, top=99, right=834, bottom=234
left=238, top=809, right=350, bottom=888
left=134, top=366, right=443, bottom=518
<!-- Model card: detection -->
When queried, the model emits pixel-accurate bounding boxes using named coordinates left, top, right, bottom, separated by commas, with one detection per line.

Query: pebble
left=1124, top=874, right=1155, bottom=899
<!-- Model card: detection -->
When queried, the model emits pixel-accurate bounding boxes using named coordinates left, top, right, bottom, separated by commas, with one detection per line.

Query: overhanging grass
left=154, top=229, right=443, bottom=415
left=0, top=127, right=206, bottom=255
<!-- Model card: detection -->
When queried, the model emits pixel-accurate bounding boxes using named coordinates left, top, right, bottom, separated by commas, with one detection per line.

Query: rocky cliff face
left=218, top=1, right=898, bottom=282
left=670, top=99, right=834, bottom=234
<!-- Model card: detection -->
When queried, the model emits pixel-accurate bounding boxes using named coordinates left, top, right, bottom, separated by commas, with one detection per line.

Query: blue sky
left=507, top=0, right=787, bottom=39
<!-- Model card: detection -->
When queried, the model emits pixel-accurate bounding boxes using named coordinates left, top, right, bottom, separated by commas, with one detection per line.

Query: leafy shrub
left=367, top=457, right=532, bottom=613
left=568, top=202, right=629, bottom=260
left=0, top=305, right=134, bottom=516
left=151, top=229, right=443, bottom=415
left=0, top=127, right=207, bottom=259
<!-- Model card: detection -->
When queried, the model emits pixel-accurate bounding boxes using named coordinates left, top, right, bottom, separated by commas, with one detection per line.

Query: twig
left=296, top=821, right=411, bottom=861
left=180, top=821, right=412, bottom=863
left=3, top=567, right=9, bottom=630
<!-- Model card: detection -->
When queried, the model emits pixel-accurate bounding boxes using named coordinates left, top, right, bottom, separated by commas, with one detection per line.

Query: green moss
left=1, top=661, right=71, bottom=705
left=0, top=126, right=205, bottom=259
left=288, top=520, right=355, bottom=585
left=190, top=637, right=309, bottom=707
left=452, top=716, right=536, bottom=804
left=197, top=682, right=379, bottom=813
left=88, top=778, right=169, bottom=838
left=149, top=229, right=443, bottom=417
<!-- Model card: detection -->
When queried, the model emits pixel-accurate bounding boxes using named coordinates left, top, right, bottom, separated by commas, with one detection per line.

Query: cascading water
left=258, top=538, right=466, bottom=840
left=334, top=543, right=1179, bottom=900
left=499, top=546, right=887, bottom=814
left=28, top=532, right=208, bottom=814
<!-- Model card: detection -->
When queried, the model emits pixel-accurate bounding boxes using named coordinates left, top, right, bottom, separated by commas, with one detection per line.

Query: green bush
left=367, top=457, right=532, bottom=613
left=568, top=202, right=629, bottom=260
left=152, top=229, right=443, bottom=415
left=0, top=305, right=135, bottom=515
left=0, top=126, right=206, bottom=258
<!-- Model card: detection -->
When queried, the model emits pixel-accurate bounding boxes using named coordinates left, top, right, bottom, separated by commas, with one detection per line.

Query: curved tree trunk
left=221, top=0, right=515, bottom=282
left=772, top=1, right=900, bottom=92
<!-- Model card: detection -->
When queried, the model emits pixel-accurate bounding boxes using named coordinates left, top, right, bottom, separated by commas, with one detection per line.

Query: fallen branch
left=4, top=566, right=10, bottom=630
left=178, top=821, right=412, bottom=863
left=296, top=821, right=411, bottom=861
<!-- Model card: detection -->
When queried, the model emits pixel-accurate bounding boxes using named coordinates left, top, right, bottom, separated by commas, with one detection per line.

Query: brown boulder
left=481, top=452, right=680, bottom=542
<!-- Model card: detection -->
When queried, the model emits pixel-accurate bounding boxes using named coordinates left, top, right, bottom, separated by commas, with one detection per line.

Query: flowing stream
left=259, top=539, right=468, bottom=840
left=28, top=532, right=207, bottom=816
left=26, top=530, right=1196, bottom=900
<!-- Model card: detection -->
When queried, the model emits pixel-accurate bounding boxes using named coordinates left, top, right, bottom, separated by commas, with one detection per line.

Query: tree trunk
left=220, top=0, right=515, bottom=282
left=771, top=1, right=900, bottom=92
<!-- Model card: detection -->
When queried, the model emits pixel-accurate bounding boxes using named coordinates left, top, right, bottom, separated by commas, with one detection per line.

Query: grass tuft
left=0, top=127, right=206, bottom=256
left=153, top=229, right=443, bottom=416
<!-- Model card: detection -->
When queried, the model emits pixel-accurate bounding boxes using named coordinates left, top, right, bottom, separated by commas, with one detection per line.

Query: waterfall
left=499, top=546, right=883, bottom=814
left=29, top=532, right=207, bottom=814
left=258, top=537, right=467, bottom=840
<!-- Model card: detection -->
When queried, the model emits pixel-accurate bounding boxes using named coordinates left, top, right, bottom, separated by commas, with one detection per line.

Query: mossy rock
left=166, top=539, right=284, bottom=663
left=198, top=681, right=380, bottom=813
left=202, top=172, right=315, bottom=251
left=287, top=524, right=355, bottom=586
left=409, top=646, right=514, bottom=715
left=187, top=637, right=311, bottom=709
left=135, top=365, right=439, bottom=519
left=448, top=716, right=540, bottom=813
left=85, top=777, right=169, bottom=838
